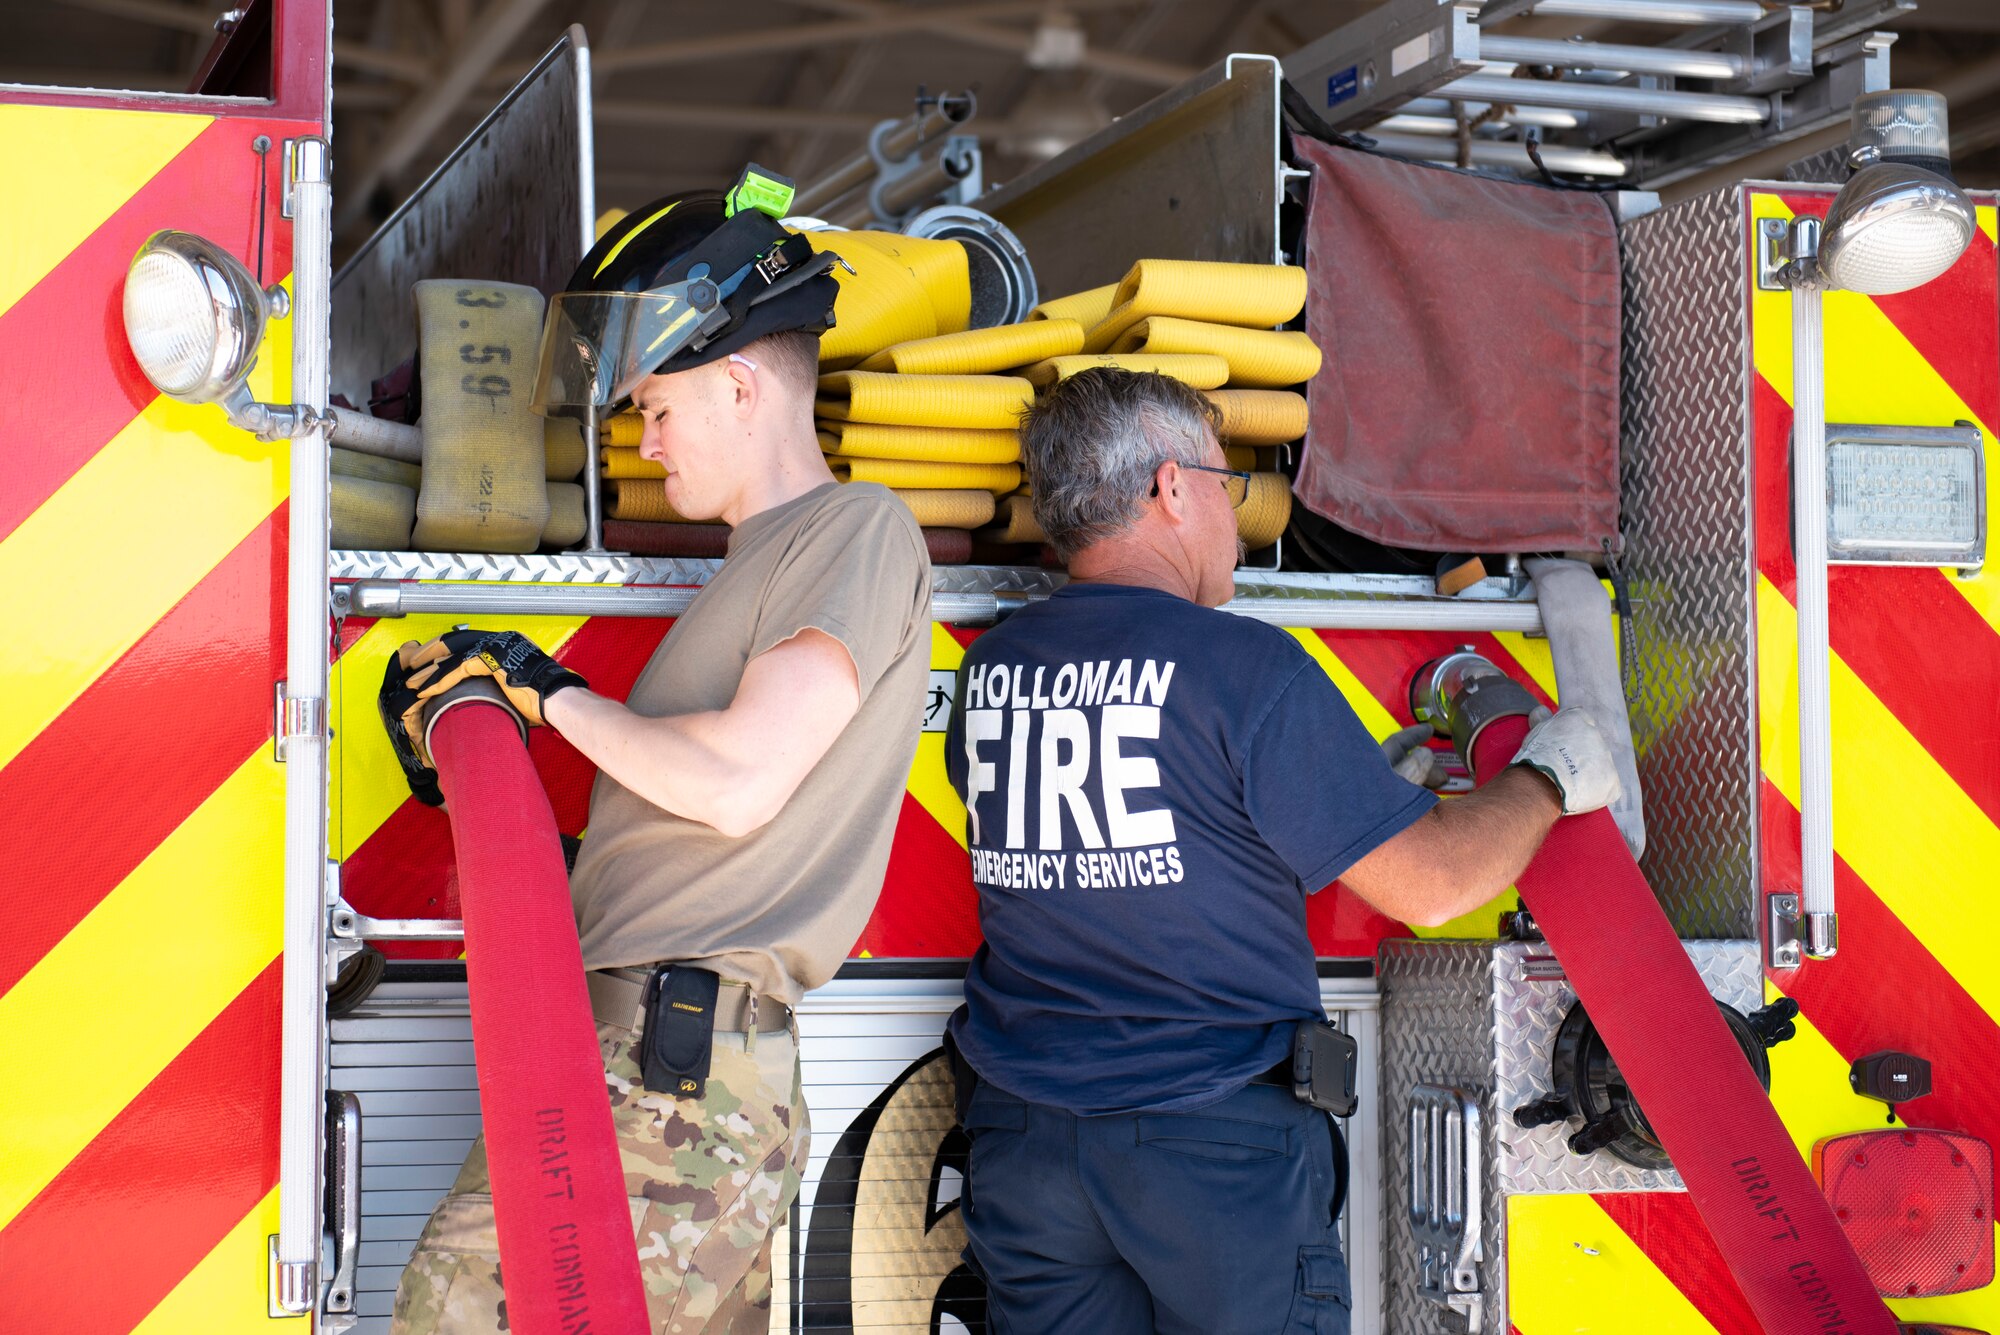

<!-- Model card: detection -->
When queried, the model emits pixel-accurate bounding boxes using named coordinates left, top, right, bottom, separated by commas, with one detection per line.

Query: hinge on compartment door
left=1410, top=1083, right=1485, bottom=1331
left=273, top=681, right=325, bottom=763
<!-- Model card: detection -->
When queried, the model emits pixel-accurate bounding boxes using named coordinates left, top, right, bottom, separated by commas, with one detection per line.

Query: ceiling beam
left=593, top=100, right=883, bottom=134
left=586, top=0, right=1176, bottom=81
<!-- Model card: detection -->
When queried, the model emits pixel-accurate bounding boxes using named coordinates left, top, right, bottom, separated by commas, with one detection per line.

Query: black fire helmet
left=530, top=164, right=844, bottom=412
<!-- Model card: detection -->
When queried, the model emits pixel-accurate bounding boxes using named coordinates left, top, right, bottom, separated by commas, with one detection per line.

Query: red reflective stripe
left=1306, top=880, right=1405, bottom=957
left=1753, top=371, right=2000, bottom=826
left=1760, top=782, right=2000, bottom=1147
left=0, top=117, right=296, bottom=541
left=1595, top=1192, right=1762, bottom=1335
left=0, top=508, right=284, bottom=998
left=856, top=792, right=981, bottom=958
left=0, top=959, right=281, bottom=1333
left=1752, top=373, right=1796, bottom=594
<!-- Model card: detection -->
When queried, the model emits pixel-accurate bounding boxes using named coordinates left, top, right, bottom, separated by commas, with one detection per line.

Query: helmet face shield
left=531, top=280, right=727, bottom=412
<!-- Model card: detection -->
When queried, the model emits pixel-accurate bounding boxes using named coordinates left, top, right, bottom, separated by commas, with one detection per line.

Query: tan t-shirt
left=569, top=481, right=932, bottom=1006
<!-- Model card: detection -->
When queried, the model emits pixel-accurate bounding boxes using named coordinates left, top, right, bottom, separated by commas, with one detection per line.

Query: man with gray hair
left=945, top=368, right=1617, bottom=1333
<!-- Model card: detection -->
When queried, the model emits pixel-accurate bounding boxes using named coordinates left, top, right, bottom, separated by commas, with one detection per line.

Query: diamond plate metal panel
left=1379, top=941, right=1505, bottom=1335
left=1618, top=188, right=1760, bottom=938
left=1380, top=939, right=1759, bottom=1334
left=328, top=550, right=724, bottom=586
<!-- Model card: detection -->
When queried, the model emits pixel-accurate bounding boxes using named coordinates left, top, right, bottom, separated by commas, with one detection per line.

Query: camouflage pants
left=391, top=1014, right=809, bottom=1335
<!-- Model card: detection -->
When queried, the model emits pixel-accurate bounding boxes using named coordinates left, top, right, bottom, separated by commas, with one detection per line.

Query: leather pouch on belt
left=642, top=966, right=719, bottom=1099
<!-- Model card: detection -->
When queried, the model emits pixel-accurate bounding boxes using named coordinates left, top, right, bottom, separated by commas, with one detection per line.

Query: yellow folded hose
left=1085, top=261, right=1309, bottom=353
left=544, top=482, right=586, bottom=547
left=600, top=447, right=665, bottom=479
left=818, top=422, right=1020, bottom=463
left=545, top=417, right=587, bottom=480
left=978, top=494, right=1047, bottom=545
left=332, top=446, right=422, bottom=491
left=857, top=319, right=1083, bottom=375
left=1224, top=446, right=1258, bottom=472
left=412, top=279, right=549, bottom=552
left=816, top=371, right=1033, bottom=429
left=1236, top=472, right=1292, bottom=548
left=1031, top=283, right=1117, bottom=329
left=332, top=475, right=416, bottom=551
left=1204, top=389, right=1309, bottom=445
left=888, top=488, right=996, bottom=529
left=607, top=478, right=712, bottom=524
left=1020, top=353, right=1230, bottom=391
left=602, top=411, right=644, bottom=448
left=808, top=230, right=972, bottom=368
left=1108, top=316, right=1323, bottom=389
left=833, top=458, right=1021, bottom=493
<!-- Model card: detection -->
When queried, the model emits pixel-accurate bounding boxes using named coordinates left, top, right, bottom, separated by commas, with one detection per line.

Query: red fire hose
left=1469, top=715, right=1896, bottom=1335
left=429, top=699, right=649, bottom=1335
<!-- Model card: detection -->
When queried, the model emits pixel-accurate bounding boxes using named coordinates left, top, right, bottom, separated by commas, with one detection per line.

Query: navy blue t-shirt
left=945, top=583, right=1435, bottom=1116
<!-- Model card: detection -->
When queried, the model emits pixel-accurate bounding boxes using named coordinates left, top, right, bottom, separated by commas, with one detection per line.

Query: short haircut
left=1020, top=367, right=1219, bottom=561
left=744, top=328, right=821, bottom=398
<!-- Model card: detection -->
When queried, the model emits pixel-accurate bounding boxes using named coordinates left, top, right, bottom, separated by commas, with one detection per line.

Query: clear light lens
left=1829, top=440, right=1978, bottom=554
left=1820, top=162, right=1976, bottom=296
left=120, top=230, right=268, bottom=404
left=1823, top=207, right=1975, bottom=295
left=123, top=249, right=220, bottom=398
left=1851, top=89, right=1950, bottom=165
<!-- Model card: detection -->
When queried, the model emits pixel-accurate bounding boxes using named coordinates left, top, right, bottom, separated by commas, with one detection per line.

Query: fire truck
left=2, top=1, right=1995, bottom=1331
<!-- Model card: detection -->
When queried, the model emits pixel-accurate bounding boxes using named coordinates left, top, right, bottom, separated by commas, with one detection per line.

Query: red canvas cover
left=1291, top=135, right=1622, bottom=553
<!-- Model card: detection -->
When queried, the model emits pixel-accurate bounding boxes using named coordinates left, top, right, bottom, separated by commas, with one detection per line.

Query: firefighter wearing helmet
left=379, top=167, right=934, bottom=1334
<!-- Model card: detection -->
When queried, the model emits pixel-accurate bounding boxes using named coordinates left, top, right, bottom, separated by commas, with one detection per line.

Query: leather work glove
left=1512, top=706, right=1621, bottom=816
left=378, top=640, right=448, bottom=806
left=377, top=630, right=586, bottom=804
left=406, top=628, right=588, bottom=727
left=1379, top=723, right=1447, bottom=789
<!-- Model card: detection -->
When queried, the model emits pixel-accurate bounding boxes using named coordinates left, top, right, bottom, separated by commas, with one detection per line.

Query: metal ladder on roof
left=1281, top=0, right=1916, bottom=186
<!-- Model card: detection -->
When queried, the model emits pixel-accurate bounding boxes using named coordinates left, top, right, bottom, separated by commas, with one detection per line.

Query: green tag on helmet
left=726, top=163, right=797, bottom=220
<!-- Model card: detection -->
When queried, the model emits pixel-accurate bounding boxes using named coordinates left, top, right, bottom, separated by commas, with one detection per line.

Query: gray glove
left=1380, top=723, right=1446, bottom=789
left=1512, top=707, right=1621, bottom=815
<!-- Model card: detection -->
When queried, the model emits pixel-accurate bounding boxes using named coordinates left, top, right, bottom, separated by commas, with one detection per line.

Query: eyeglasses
left=1152, top=461, right=1251, bottom=510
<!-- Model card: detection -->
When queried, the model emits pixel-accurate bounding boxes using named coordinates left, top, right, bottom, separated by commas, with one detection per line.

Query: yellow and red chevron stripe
left=0, top=101, right=316, bottom=1333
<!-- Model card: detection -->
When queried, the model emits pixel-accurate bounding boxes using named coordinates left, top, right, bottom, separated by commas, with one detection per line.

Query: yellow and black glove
left=377, top=630, right=587, bottom=803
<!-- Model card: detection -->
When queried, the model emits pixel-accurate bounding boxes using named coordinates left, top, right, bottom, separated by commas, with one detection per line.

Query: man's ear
left=725, top=356, right=759, bottom=417
left=1154, top=460, right=1190, bottom=526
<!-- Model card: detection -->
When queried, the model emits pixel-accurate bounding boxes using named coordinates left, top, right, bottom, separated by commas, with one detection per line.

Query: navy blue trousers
left=959, top=1075, right=1351, bottom=1334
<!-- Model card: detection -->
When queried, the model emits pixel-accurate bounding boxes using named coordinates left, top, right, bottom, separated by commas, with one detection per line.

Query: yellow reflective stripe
left=0, top=749, right=283, bottom=1229
left=1760, top=980, right=1902, bottom=1162
left=0, top=292, right=291, bottom=772
left=593, top=199, right=679, bottom=280
left=1492, top=630, right=1560, bottom=702
left=130, top=1187, right=282, bottom=1334
left=905, top=624, right=969, bottom=846
left=1286, top=628, right=1399, bottom=738
left=1509, top=1193, right=1721, bottom=1335
left=1756, top=576, right=2000, bottom=1026
left=1981, top=203, right=1998, bottom=249
left=331, top=613, right=588, bottom=856
left=0, top=105, right=210, bottom=317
